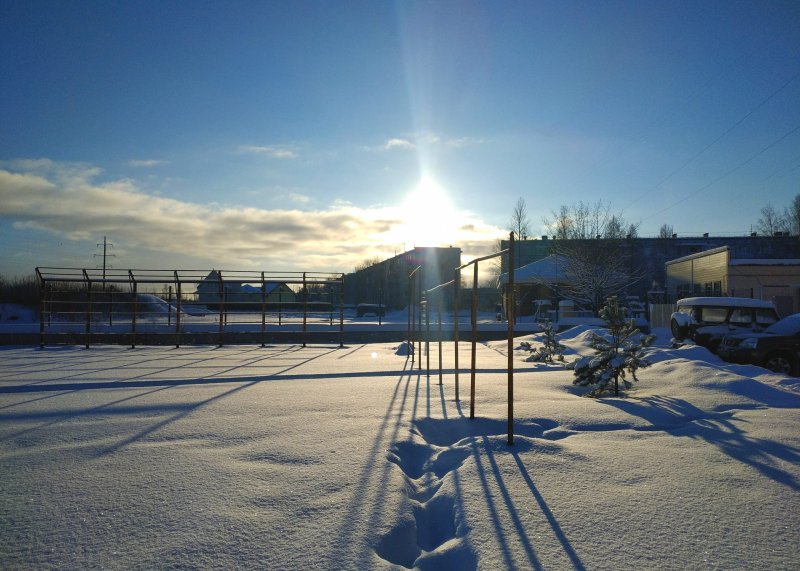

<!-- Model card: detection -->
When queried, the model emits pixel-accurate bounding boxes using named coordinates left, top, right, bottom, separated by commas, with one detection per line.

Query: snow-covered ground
left=1, top=327, right=798, bottom=569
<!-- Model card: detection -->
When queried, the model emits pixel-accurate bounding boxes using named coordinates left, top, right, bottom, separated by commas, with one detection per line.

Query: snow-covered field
left=1, top=327, right=798, bottom=570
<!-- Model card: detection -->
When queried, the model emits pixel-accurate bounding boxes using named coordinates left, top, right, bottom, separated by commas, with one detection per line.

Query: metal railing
left=35, top=267, right=345, bottom=349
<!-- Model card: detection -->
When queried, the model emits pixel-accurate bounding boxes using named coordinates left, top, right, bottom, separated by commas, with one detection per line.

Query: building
left=501, top=234, right=800, bottom=308
left=196, top=271, right=296, bottom=308
left=344, top=247, right=462, bottom=309
left=665, top=246, right=800, bottom=316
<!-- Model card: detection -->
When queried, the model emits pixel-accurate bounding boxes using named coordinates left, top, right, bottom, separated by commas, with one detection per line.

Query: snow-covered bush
left=572, top=296, right=655, bottom=397
left=520, top=320, right=565, bottom=362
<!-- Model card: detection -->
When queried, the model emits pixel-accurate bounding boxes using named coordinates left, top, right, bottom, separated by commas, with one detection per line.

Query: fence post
left=417, top=270, right=423, bottom=369
left=261, top=271, right=267, bottom=348
left=37, top=269, right=45, bottom=349
left=84, top=270, right=92, bottom=349
left=174, top=271, right=182, bottom=348
left=437, top=298, right=443, bottom=385
left=129, top=270, right=138, bottom=349
left=470, top=262, right=478, bottom=419
left=453, top=267, right=460, bottom=401
left=425, top=294, right=430, bottom=377
left=339, top=275, right=345, bottom=348
left=302, top=272, right=308, bottom=348
left=507, top=232, right=515, bottom=445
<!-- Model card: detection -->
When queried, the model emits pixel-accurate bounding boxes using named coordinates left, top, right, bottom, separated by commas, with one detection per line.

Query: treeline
left=0, top=275, right=39, bottom=307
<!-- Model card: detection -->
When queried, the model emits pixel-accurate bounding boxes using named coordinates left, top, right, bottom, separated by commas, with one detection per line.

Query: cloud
left=383, top=138, right=416, bottom=151
left=127, top=159, right=167, bottom=168
left=287, top=192, right=311, bottom=204
left=238, top=145, right=298, bottom=159
left=0, top=161, right=504, bottom=273
left=372, top=133, right=485, bottom=152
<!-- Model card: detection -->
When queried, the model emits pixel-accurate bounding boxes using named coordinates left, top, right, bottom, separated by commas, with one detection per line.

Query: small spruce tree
left=521, top=320, right=565, bottom=362
left=572, top=296, right=655, bottom=396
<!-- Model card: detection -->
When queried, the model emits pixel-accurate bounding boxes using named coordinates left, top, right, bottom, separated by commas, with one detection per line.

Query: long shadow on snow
left=605, top=395, right=800, bottom=491
left=0, top=347, right=338, bottom=449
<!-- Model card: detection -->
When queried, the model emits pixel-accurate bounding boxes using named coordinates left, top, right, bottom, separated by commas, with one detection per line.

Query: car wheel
left=764, top=353, right=795, bottom=376
left=670, top=318, right=687, bottom=340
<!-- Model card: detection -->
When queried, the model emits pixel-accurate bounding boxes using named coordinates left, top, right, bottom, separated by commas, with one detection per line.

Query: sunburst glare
left=398, top=175, right=458, bottom=246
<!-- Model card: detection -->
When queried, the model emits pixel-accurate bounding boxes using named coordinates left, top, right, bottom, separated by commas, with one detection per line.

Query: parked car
left=670, top=297, right=780, bottom=353
left=718, top=313, right=800, bottom=375
left=356, top=303, right=385, bottom=318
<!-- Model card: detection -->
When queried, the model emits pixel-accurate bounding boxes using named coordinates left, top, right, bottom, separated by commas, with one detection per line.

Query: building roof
left=499, top=254, right=569, bottom=284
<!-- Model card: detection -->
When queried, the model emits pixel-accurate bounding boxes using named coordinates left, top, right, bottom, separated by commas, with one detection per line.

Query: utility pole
left=94, top=236, right=115, bottom=289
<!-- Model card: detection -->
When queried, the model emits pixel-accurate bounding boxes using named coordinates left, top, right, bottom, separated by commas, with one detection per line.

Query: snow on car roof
left=676, top=296, right=775, bottom=308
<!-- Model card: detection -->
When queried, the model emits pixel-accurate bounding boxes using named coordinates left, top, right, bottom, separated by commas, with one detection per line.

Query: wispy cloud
left=372, top=133, right=485, bottom=152
left=0, top=160, right=503, bottom=272
left=383, top=138, right=416, bottom=151
left=127, top=159, right=168, bottom=168
left=238, top=145, right=298, bottom=159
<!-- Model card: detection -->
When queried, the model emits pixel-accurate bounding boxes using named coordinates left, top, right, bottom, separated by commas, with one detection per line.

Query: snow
left=676, top=296, right=776, bottom=309
left=1, top=326, right=799, bottom=569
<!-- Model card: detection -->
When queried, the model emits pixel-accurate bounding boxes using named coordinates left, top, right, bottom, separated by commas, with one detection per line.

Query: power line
left=623, top=68, right=800, bottom=213
left=640, top=122, right=800, bottom=223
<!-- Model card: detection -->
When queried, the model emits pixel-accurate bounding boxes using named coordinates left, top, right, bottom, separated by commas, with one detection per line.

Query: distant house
left=196, top=271, right=296, bottom=308
left=665, top=246, right=800, bottom=316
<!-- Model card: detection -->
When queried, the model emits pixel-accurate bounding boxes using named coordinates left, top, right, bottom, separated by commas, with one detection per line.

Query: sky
left=1, top=1, right=799, bottom=279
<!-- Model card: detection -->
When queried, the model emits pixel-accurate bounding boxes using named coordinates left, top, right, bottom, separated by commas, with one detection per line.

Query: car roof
left=676, top=296, right=775, bottom=309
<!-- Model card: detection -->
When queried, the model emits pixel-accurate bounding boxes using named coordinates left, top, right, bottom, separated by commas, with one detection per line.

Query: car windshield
left=755, top=309, right=779, bottom=326
left=765, top=314, right=800, bottom=335
left=700, top=307, right=727, bottom=323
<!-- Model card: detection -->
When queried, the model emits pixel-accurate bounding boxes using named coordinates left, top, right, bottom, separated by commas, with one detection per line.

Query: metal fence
left=35, top=267, right=345, bottom=348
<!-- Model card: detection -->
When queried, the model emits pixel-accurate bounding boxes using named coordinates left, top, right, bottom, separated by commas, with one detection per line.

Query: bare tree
left=658, top=223, right=674, bottom=238
left=551, top=239, right=645, bottom=313
left=509, top=197, right=531, bottom=240
left=541, top=200, right=644, bottom=313
left=757, top=203, right=789, bottom=236
left=543, top=200, right=632, bottom=239
left=784, top=194, right=800, bottom=236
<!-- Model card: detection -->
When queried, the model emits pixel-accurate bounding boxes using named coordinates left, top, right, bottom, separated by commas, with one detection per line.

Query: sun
left=398, top=176, right=458, bottom=246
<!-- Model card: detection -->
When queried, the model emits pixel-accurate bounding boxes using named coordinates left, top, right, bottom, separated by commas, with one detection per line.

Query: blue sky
left=1, top=1, right=799, bottom=278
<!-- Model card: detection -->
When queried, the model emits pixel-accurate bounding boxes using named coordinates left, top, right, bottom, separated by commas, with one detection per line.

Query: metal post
left=508, top=232, right=515, bottom=445
left=417, top=270, right=423, bottom=369
left=339, top=275, right=344, bottom=348
left=37, top=269, right=45, bottom=349
left=217, top=271, right=224, bottom=347
left=84, top=270, right=92, bottom=349
left=129, top=270, right=138, bottom=349
left=174, top=271, right=182, bottom=348
left=437, top=298, right=443, bottom=385
left=261, top=272, right=267, bottom=348
left=168, top=285, right=173, bottom=327
left=302, top=272, right=308, bottom=348
left=470, top=262, right=478, bottom=419
left=425, top=295, right=430, bottom=377
left=453, top=268, right=460, bottom=401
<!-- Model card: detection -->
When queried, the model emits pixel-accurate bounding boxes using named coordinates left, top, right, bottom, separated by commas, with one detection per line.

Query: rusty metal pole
left=470, top=262, right=478, bottom=419
left=339, top=275, right=345, bottom=348
left=425, top=294, right=430, bottom=377
left=217, top=271, right=224, bottom=347
left=261, top=271, right=267, bottom=348
left=417, top=270, right=423, bottom=369
left=508, top=232, right=515, bottom=445
left=302, top=272, right=308, bottom=348
left=174, top=271, right=182, bottom=348
left=38, top=275, right=46, bottom=349
left=437, top=298, right=443, bottom=385
left=130, top=270, right=138, bottom=349
left=84, top=270, right=92, bottom=349
left=453, top=268, right=460, bottom=401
